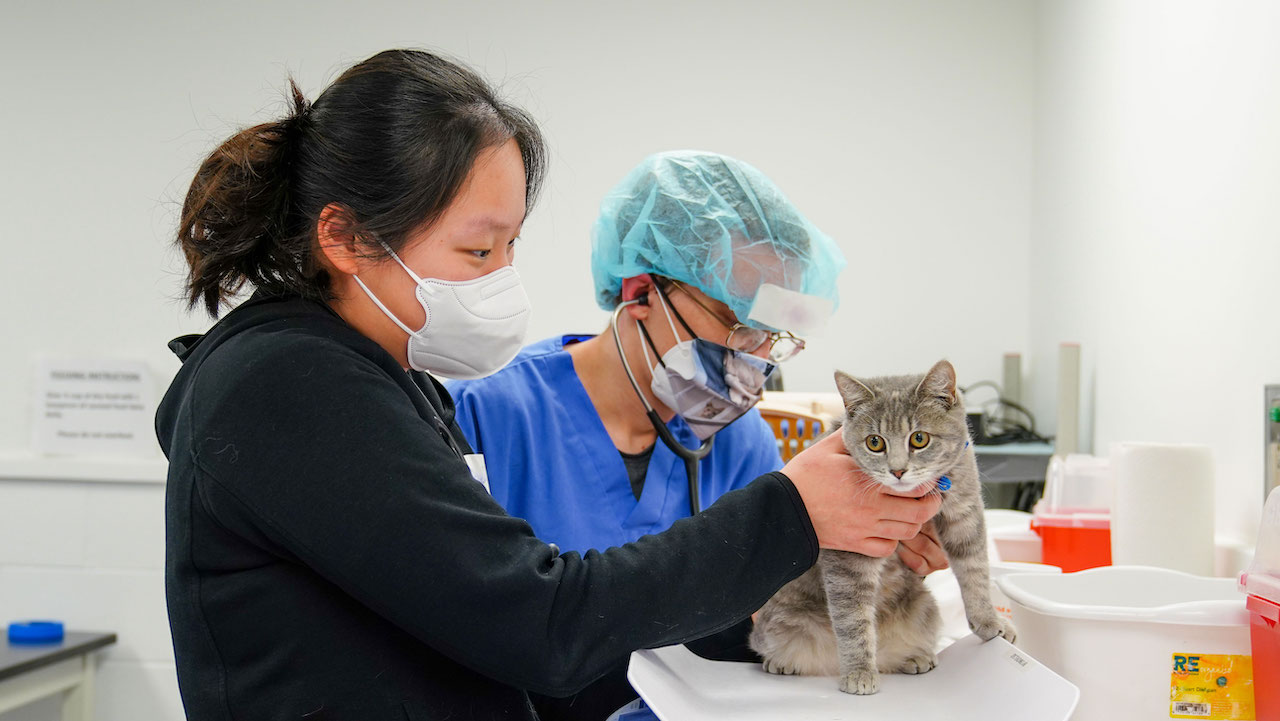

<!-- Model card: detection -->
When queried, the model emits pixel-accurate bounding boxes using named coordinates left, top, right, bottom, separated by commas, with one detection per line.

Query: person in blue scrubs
left=449, top=151, right=947, bottom=721
left=447, top=328, right=786, bottom=553
left=450, top=151, right=848, bottom=551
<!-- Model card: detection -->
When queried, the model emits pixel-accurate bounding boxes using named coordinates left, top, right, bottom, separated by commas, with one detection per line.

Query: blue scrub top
left=447, top=335, right=785, bottom=554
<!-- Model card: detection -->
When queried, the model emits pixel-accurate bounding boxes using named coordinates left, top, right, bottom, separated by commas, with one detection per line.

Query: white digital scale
left=628, top=634, right=1079, bottom=721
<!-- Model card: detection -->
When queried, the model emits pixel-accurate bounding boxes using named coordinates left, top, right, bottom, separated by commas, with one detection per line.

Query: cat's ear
left=834, top=370, right=875, bottom=411
left=915, top=359, right=958, bottom=409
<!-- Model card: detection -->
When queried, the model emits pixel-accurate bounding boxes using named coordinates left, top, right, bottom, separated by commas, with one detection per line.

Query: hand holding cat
left=781, top=432, right=942, bottom=557
left=897, top=521, right=949, bottom=576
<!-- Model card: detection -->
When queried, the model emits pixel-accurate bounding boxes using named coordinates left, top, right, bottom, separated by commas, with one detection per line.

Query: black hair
left=177, top=49, right=547, bottom=316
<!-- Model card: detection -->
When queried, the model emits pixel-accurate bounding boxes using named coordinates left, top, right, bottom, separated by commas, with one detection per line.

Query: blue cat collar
left=8, top=621, right=64, bottom=644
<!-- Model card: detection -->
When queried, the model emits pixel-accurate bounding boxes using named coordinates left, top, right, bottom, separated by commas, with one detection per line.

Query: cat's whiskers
left=841, top=473, right=884, bottom=505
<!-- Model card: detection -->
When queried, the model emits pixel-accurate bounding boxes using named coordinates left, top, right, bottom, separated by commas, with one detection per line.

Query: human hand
left=896, top=521, right=949, bottom=576
left=782, top=432, right=942, bottom=556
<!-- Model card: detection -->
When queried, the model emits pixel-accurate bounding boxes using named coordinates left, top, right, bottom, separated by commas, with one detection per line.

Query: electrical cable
left=960, top=380, right=1052, bottom=446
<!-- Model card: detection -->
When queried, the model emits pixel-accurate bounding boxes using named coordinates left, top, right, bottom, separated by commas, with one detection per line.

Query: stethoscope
left=611, top=298, right=713, bottom=515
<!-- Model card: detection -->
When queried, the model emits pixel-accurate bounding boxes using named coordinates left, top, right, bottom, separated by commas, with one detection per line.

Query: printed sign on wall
left=31, top=358, right=158, bottom=457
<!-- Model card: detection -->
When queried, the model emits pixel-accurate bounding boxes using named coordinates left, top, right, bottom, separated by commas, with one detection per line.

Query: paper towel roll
left=1110, top=442, right=1216, bottom=575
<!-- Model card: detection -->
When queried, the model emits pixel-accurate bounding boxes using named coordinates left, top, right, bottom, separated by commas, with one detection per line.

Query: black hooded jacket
left=155, top=292, right=818, bottom=720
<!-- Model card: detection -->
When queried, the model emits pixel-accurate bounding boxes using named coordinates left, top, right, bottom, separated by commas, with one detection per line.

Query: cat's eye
left=865, top=435, right=886, bottom=453
left=909, top=431, right=931, bottom=449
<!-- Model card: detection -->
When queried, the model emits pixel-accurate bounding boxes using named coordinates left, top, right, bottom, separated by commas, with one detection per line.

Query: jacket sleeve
left=187, top=335, right=818, bottom=696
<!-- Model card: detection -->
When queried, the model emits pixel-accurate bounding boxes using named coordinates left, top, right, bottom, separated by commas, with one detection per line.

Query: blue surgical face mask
left=639, top=290, right=775, bottom=439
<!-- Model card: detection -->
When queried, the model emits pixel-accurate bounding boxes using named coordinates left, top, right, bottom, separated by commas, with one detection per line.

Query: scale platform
left=628, top=634, right=1078, bottom=721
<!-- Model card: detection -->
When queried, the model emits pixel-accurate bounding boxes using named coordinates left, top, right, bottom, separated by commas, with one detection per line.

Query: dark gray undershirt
left=619, top=444, right=655, bottom=500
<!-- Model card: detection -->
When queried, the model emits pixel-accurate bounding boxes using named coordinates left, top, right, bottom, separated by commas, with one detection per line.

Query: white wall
left=1029, top=0, right=1280, bottom=544
left=8, top=2, right=1280, bottom=715
left=1, top=2, right=1035, bottom=719
left=0, top=0, right=1035, bottom=454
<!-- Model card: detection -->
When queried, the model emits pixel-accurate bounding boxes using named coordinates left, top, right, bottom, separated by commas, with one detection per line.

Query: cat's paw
left=971, top=616, right=1017, bottom=644
left=893, top=653, right=937, bottom=674
left=997, top=617, right=1017, bottom=644
left=761, top=658, right=799, bottom=675
left=837, top=668, right=880, bottom=695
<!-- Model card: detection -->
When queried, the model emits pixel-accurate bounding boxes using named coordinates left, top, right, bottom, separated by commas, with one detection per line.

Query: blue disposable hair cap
left=591, top=150, right=846, bottom=333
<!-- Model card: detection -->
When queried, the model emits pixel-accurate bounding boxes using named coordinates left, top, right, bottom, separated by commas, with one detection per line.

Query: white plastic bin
left=997, top=566, right=1253, bottom=721
left=925, top=560, right=1060, bottom=648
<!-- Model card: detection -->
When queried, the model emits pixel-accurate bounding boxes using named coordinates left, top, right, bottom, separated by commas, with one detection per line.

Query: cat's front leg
left=935, top=492, right=1017, bottom=643
left=819, top=550, right=883, bottom=695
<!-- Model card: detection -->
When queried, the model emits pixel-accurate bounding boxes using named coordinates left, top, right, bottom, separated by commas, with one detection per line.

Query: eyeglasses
left=664, top=281, right=806, bottom=362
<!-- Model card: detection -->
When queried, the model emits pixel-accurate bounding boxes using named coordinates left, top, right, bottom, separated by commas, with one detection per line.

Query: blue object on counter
left=8, top=621, right=65, bottom=644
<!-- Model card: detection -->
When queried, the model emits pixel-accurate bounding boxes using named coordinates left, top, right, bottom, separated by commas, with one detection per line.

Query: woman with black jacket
left=157, top=48, right=941, bottom=721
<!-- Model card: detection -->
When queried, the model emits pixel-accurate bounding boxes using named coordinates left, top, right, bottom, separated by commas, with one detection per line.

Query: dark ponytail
left=177, top=49, right=547, bottom=316
left=178, top=81, right=310, bottom=316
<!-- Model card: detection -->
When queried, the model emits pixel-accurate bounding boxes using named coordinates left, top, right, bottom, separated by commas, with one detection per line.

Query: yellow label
left=1170, top=653, right=1254, bottom=720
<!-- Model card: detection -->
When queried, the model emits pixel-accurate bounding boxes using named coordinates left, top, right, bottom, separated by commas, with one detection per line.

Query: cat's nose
left=890, top=469, right=906, bottom=479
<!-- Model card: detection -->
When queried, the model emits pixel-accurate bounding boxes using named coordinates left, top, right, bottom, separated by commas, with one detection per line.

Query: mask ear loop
left=376, top=239, right=428, bottom=284
left=353, top=238, right=428, bottom=339
left=635, top=319, right=665, bottom=372
left=352, top=275, right=421, bottom=339
left=652, top=282, right=699, bottom=343
left=634, top=281, right=688, bottom=375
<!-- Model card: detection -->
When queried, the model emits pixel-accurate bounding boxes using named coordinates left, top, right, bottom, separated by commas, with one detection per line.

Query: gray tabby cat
left=750, top=360, right=1015, bottom=695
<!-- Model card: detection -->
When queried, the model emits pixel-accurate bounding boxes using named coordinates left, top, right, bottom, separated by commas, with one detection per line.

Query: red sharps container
left=1240, top=487, right=1280, bottom=721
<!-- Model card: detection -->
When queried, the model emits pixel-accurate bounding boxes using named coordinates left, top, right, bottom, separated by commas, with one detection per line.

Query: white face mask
left=640, top=291, right=775, bottom=440
left=354, top=246, right=531, bottom=379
